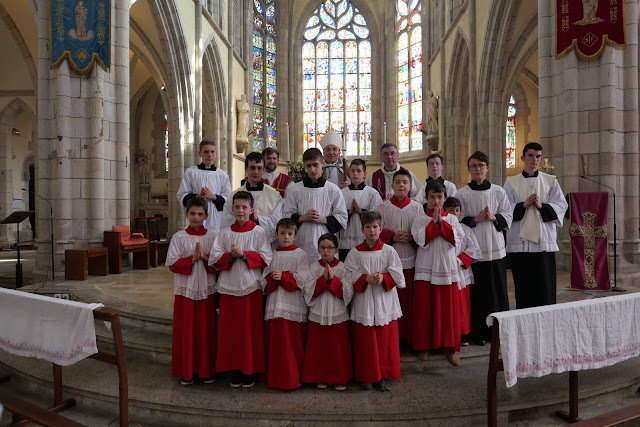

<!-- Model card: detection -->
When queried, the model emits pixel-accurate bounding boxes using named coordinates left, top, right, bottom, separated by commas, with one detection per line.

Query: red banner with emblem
left=567, top=192, right=611, bottom=291
left=556, top=0, right=626, bottom=59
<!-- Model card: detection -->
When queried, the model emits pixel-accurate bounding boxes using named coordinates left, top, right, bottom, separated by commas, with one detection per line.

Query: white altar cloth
left=487, top=293, right=640, bottom=387
left=0, top=288, right=103, bottom=366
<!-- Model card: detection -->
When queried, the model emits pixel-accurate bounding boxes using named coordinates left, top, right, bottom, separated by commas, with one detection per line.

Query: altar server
left=415, top=153, right=457, bottom=208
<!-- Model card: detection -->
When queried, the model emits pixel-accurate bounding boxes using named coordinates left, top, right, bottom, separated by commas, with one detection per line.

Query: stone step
left=2, top=347, right=640, bottom=426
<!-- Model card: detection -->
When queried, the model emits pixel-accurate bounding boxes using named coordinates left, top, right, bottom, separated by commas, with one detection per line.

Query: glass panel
left=410, top=12, right=421, bottom=24
left=254, top=15, right=264, bottom=28
left=317, top=112, right=329, bottom=137
left=330, top=40, right=343, bottom=57
left=510, top=95, right=515, bottom=103
left=266, top=4, right=275, bottom=19
left=331, top=88, right=344, bottom=110
left=253, top=68, right=263, bottom=83
left=304, top=90, right=316, bottom=112
left=398, top=48, right=408, bottom=82
left=267, top=83, right=276, bottom=108
left=359, top=73, right=371, bottom=89
left=397, top=18, right=408, bottom=32
left=411, top=41, right=422, bottom=77
left=330, top=59, right=344, bottom=74
left=304, top=113, right=315, bottom=149
left=305, top=27, right=320, bottom=39
left=354, top=13, right=366, bottom=26
left=266, top=36, right=276, bottom=53
left=353, top=25, right=369, bottom=38
left=337, top=30, right=355, bottom=40
left=267, top=108, right=276, bottom=147
left=359, top=89, right=371, bottom=111
left=345, top=40, right=358, bottom=57
left=324, top=0, right=336, bottom=16
left=411, top=101, right=422, bottom=127
left=306, top=15, right=320, bottom=28
left=317, top=58, right=329, bottom=75
left=266, top=52, right=276, bottom=75
left=320, top=7, right=336, bottom=28
left=318, top=30, right=336, bottom=40
left=253, top=47, right=263, bottom=71
left=303, top=42, right=315, bottom=58
left=398, top=104, right=409, bottom=130
left=359, top=40, right=371, bottom=57
left=398, top=129, right=409, bottom=152
left=317, top=74, right=329, bottom=89
left=359, top=57, right=371, bottom=74
left=266, top=22, right=276, bottom=35
left=337, top=6, right=354, bottom=28
left=411, top=125, right=422, bottom=150
left=253, top=80, right=263, bottom=105
left=398, top=81, right=409, bottom=106
left=409, top=0, right=419, bottom=11
left=330, top=114, right=344, bottom=134
left=254, top=110, right=264, bottom=138
left=330, top=73, right=344, bottom=89
left=337, top=0, right=349, bottom=17
left=254, top=0, right=263, bottom=13
left=508, top=105, right=516, bottom=117
left=303, top=73, right=315, bottom=89
left=397, top=0, right=408, bottom=16
left=317, top=42, right=329, bottom=57
left=411, top=76, right=422, bottom=102
left=345, top=58, right=358, bottom=73
left=317, top=90, right=329, bottom=111
left=303, top=58, right=315, bottom=76
left=345, top=88, right=357, bottom=110
left=253, top=31, right=263, bottom=48
left=506, top=117, right=516, bottom=168
left=345, top=73, right=357, bottom=89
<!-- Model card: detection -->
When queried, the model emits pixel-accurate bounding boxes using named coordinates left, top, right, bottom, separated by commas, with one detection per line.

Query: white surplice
left=304, top=260, right=354, bottom=326
left=166, top=229, right=217, bottom=300
left=411, top=211, right=462, bottom=285
left=339, top=184, right=383, bottom=250
left=377, top=198, right=424, bottom=269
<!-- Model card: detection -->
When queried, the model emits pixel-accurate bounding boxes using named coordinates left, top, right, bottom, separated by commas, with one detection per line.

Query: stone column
left=538, top=0, right=640, bottom=279
left=34, top=0, right=130, bottom=279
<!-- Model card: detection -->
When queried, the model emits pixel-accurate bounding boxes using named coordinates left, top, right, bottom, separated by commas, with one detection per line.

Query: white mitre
left=319, top=130, right=344, bottom=151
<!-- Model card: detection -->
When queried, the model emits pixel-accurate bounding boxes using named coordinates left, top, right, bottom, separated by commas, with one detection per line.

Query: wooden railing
left=0, top=307, right=128, bottom=426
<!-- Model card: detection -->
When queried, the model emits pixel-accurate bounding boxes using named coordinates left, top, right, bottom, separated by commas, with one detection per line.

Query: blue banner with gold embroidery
left=51, top=0, right=110, bottom=75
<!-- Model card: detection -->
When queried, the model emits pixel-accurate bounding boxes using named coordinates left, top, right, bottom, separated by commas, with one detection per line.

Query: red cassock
left=302, top=321, right=353, bottom=385
left=215, top=289, right=265, bottom=375
left=351, top=320, right=400, bottom=383
left=264, top=318, right=307, bottom=390
left=396, top=268, right=414, bottom=343
left=171, top=295, right=217, bottom=380
left=459, top=286, right=471, bottom=335
left=413, top=280, right=461, bottom=352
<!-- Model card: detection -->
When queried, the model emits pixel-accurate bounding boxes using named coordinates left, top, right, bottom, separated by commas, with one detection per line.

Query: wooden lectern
left=1, top=211, right=34, bottom=288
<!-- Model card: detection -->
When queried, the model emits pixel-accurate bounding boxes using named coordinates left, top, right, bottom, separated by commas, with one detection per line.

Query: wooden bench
left=572, top=401, right=640, bottom=426
left=0, top=307, right=129, bottom=426
left=103, top=229, right=150, bottom=274
left=150, top=240, right=170, bottom=267
left=64, top=247, right=109, bottom=280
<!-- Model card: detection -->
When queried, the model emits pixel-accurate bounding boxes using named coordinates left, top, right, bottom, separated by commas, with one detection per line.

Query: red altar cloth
left=567, top=192, right=610, bottom=291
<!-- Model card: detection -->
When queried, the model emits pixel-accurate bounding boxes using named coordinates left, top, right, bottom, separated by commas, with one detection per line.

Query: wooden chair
left=103, top=226, right=150, bottom=274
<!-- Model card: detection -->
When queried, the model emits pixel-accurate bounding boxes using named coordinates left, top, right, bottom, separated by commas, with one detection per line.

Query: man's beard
left=265, top=164, right=277, bottom=173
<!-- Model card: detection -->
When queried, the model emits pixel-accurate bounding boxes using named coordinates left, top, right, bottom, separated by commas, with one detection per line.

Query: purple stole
left=371, top=167, right=409, bottom=200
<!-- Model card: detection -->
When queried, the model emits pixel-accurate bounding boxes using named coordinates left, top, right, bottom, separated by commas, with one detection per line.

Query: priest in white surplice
left=504, top=142, right=567, bottom=309
left=221, top=152, right=283, bottom=242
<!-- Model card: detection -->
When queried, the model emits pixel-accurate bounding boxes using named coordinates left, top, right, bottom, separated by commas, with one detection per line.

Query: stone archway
left=0, top=98, right=35, bottom=245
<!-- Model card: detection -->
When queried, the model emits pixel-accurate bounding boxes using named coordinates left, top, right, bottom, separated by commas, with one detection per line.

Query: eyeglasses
left=468, top=163, right=487, bottom=170
left=318, top=246, right=336, bottom=251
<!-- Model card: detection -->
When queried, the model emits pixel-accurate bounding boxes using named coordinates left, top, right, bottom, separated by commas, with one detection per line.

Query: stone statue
left=236, top=94, right=250, bottom=153
left=425, top=91, right=439, bottom=136
left=136, top=148, right=151, bottom=185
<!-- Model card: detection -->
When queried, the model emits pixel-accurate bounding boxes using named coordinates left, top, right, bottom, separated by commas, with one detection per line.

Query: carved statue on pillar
left=136, top=148, right=151, bottom=204
left=236, top=94, right=250, bottom=153
left=422, top=90, right=440, bottom=151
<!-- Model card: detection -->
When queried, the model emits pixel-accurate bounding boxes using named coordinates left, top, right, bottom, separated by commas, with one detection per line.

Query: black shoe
left=379, top=379, right=392, bottom=391
left=461, top=335, right=470, bottom=346
left=180, top=377, right=194, bottom=386
left=242, top=373, right=256, bottom=388
left=472, top=335, right=486, bottom=346
left=230, top=371, right=243, bottom=388
left=361, top=382, right=373, bottom=390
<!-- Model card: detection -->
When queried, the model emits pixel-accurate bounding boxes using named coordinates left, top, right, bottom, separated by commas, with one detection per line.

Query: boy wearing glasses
left=303, top=233, right=353, bottom=391
left=261, top=218, right=312, bottom=390
left=456, top=151, right=512, bottom=346
left=221, top=152, right=283, bottom=242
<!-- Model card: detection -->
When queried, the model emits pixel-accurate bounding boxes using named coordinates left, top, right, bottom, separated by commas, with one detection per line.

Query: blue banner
left=51, top=0, right=110, bottom=75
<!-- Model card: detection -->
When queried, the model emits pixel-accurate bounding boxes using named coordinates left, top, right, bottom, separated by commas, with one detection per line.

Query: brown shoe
left=444, top=350, right=461, bottom=367
left=417, top=350, right=430, bottom=360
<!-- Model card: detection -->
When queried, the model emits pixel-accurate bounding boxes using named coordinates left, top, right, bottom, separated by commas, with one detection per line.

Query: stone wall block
left=577, top=88, right=600, bottom=111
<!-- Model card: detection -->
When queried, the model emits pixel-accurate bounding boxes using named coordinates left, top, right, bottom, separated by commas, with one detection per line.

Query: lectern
left=1, top=211, right=34, bottom=288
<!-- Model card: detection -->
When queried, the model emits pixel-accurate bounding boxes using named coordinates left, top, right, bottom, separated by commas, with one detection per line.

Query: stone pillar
left=538, top=0, right=640, bottom=279
left=34, top=0, right=130, bottom=279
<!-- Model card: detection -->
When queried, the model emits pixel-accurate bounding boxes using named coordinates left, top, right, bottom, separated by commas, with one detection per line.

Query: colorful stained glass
left=508, top=105, right=516, bottom=117
left=396, top=0, right=421, bottom=151
left=506, top=118, right=516, bottom=168
left=253, top=0, right=276, bottom=150
left=303, top=0, right=371, bottom=153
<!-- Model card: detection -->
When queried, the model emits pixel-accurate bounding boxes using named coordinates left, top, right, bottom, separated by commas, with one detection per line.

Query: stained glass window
left=397, top=0, right=422, bottom=152
left=506, top=95, right=516, bottom=168
left=253, top=0, right=276, bottom=150
left=303, top=0, right=371, bottom=156
left=164, top=115, right=169, bottom=172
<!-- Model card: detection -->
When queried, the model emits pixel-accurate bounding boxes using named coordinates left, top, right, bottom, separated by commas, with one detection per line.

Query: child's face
left=427, top=190, right=446, bottom=210
left=349, top=164, right=366, bottom=185
left=445, top=206, right=461, bottom=219
left=361, top=221, right=382, bottom=243
left=323, top=145, right=341, bottom=164
left=427, top=158, right=443, bottom=178
left=317, top=238, right=338, bottom=263
left=391, top=175, right=412, bottom=198
left=185, top=206, right=208, bottom=229
left=232, top=199, right=254, bottom=223
left=277, top=226, right=296, bottom=248
left=468, top=158, right=488, bottom=183
left=199, top=144, right=217, bottom=166
left=304, top=158, right=324, bottom=180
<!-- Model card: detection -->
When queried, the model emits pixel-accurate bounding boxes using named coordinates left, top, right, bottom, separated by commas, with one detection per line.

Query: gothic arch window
left=253, top=0, right=277, bottom=150
left=506, top=95, right=517, bottom=168
left=164, top=114, right=169, bottom=172
left=396, top=0, right=422, bottom=153
left=302, top=0, right=372, bottom=156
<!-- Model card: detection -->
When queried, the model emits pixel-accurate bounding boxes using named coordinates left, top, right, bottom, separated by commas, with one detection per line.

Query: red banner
left=556, top=0, right=626, bottom=59
left=567, top=192, right=611, bottom=291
